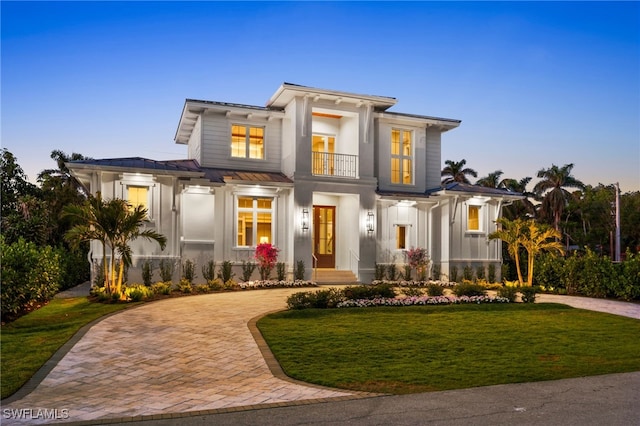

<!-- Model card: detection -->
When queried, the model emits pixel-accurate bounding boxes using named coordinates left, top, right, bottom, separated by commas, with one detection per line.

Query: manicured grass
left=1, top=298, right=133, bottom=399
left=257, top=303, right=640, bottom=394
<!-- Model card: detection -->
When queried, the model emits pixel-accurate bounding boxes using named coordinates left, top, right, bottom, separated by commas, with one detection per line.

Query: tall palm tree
left=489, top=217, right=527, bottom=286
left=441, top=159, right=478, bottom=184
left=64, top=193, right=167, bottom=294
left=520, top=221, right=564, bottom=286
left=476, top=170, right=505, bottom=188
left=534, top=163, right=585, bottom=231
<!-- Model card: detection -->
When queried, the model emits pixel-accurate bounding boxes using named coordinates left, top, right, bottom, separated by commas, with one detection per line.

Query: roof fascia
left=377, top=112, right=461, bottom=131
left=267, top=83, right=397, bottom=110
left=66, top=162, right=204, bottom=178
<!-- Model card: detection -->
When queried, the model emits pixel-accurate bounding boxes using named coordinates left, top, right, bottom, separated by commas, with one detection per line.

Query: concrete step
left=313, top=269, right=359, bottom=284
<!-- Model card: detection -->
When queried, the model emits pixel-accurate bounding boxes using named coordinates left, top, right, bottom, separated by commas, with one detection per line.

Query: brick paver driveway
left=2, top=289, right=356, bottom=424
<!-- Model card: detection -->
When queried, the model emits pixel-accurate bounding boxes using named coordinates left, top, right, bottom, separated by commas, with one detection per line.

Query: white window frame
left=119, top=177, right=156, bottom=222
left=390, top=128, right=414, bottom=185
left=466, top=204, right=484, bottom=234
left=394, top=223, right=411, bottom=251
left=234, top=194, right=276, bottom=248
left=230, top=123, right=266, bottom=160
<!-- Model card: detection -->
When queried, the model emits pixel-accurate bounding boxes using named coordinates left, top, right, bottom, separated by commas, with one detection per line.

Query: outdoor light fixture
left=301, top=208, right=309, bottom=231
left=366, top=211, right=375, bottom=233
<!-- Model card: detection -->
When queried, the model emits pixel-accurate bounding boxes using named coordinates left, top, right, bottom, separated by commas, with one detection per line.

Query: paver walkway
left=2, top=289, right=358, bottom=425
left=2, top=289, right=639, bottom=425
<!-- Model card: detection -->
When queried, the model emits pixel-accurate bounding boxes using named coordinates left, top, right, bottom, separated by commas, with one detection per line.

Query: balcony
left=312, top=151, right=358, bottom=179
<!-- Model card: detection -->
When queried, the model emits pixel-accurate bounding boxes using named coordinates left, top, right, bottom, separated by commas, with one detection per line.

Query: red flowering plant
left=255, top=243, right=279, bottom=280
left=405, top=247, right=429, bottom=281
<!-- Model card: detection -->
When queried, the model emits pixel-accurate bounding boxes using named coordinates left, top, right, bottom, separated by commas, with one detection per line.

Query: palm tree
left=476, top=170, right=505, bottom=188
left=64, top=193, right=167, bottom=295
left=520, top=221, right=564, bottom=286
left=489, top=217, right=527, bottom=286
left=534, top=163, right=585, bottom=231
left=502, top=176, right=536, bottom=220
left=441, top=159, right=478, bottom=184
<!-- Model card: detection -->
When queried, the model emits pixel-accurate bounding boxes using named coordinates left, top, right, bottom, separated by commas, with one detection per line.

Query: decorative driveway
left=1, top=289, right=361, bottom=424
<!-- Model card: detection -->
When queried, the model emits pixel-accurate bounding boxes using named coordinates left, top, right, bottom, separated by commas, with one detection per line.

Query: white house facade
left=68, top=83, right=522, bottom=284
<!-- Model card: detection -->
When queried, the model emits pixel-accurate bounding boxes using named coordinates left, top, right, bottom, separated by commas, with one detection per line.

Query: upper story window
left=236, top=196, right=273, bottom=247
left=231, top=124, right=264, bottom=159
left=127, top=185, right=148, bottom=216
left=391, top=129, right=413, bottom=184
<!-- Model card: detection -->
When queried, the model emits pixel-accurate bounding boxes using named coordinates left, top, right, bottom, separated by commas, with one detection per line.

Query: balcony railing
left=312, top=151, right=358, bottom=178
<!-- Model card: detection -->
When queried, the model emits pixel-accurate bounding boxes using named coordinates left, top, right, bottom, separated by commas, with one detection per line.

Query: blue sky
left=2, top=1, right=639, bottom=192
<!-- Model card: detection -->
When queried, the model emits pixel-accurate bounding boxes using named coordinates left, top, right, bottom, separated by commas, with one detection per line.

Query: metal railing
left=312, top=253, right=318, bottom=282
left=312, top=151, right=358, bottom=178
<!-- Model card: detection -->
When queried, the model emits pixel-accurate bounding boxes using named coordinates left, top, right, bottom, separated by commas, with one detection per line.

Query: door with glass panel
left=313, top=206, right=335, bottom=268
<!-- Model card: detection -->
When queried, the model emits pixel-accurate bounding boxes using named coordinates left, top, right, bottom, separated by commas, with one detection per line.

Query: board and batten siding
left=187, top=115, right=202, bottom=164
left=200, top=113, right=282, bottom=172
left=425, top=128, right=442, bottom=189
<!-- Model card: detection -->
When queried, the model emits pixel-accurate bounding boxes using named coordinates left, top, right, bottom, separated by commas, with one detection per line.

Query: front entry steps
left=313, top=269, right=359, bottom=285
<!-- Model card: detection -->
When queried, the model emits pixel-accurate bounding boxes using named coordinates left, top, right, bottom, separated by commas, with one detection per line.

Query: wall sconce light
left=366, top=211, right=375, bottom=233
left=301, top=208, right=309, bottom=231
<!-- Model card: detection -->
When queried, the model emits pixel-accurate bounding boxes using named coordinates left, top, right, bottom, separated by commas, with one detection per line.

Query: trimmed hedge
left=534, top=249, right=640, bottom=300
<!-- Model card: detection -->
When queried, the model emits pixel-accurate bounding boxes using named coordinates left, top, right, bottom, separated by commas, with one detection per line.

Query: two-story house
left=68, top=83, right=522, bottom=284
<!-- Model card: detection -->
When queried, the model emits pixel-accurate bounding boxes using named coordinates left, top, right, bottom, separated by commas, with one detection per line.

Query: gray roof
left=427, top=182, right=524, bottom=197
left=67, top=157, right=293, bottom=185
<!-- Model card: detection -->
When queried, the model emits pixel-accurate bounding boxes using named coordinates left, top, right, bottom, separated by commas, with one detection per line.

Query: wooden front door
left=313, top=206, right=335, bottom=268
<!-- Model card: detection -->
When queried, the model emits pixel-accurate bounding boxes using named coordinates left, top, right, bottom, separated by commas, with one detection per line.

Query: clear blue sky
left=2, top=1, right=639, bottom=192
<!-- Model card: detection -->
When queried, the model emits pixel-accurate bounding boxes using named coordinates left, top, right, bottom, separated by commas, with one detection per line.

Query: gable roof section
left=66, top=157, right=292, bottom=185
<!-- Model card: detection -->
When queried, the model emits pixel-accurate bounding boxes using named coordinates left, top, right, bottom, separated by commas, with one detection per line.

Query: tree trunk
left=514, top=251, right=525, bottom=286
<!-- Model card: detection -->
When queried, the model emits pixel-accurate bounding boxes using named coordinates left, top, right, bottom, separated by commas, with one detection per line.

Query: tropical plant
left=441, top=159, right=478, bottom=184
left=202, top=260, right=216, bottom=281
left=476, top=170, right=505, bottom=188
left=501, top=177, right=536, bottom=220
left=217, top=260, right=234, bottom=282
left=489, top=217, right=527, bottom=286
left=520, top=221, right=564, bottom=286
left=294, top=260, right=306, bottom=281
left=255, top=243, right=279, bottom=280
left=181, top=259, right=196, bottom=283
left=241, top=260, right=256, bottom=281
left=63, top=193, right=167, bottom=295
left=276, top=262, right=286, bottom=281
left=141, top=260, right=154, bottom=286
left=534, top=163, right=585, bottom=232
left=159, top=259, right=174, bottom=282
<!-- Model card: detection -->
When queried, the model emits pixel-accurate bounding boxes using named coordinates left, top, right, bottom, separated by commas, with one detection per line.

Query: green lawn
left=257, top=303, right=640, bottom=394
left=1, top=298, right=133, bottom=399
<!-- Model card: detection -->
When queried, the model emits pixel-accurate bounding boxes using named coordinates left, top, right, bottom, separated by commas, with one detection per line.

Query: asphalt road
left=123, top=371, right=640, bottom=426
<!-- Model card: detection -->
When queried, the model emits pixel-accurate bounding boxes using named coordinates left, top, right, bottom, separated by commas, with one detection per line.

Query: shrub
left=276, top=262, right=286, bottom=281
left=93, top=259, right=106, bottom=287
left=125, top=284, right=153, bottom=302
left=520, top=286, right=538, bottom=303
left=202, top=260, right=217, bottom=281
left=182, top=259, right=196, bottom=283
left=141, top=260, right=154, bottom=286
left=176, top=278, right=193, bottom=294
left=287, top=292, right=316, bottom=310
left=194, top=284, right=209, bottom=294
left=463, top=265, right=474, bottom=281
left=402, top=286, right=425, bottom=297
left=386, top=264, right=398, bottom=281
left=534, top=252, right=565, bottom=292
left=432, top=263, right=441, bottom=281
left=159, top=259, right=174, bottom=282
left=402, top=264, right=412, bottom=281
left=374, top=263, right=386, bottom=281
left=241, top=260, right=256, bottom=282
left=450, top=266, right=459, bottom=283
left=217, top=260, right=234, bottom=282
left=312, top=288, right=344, bottom=308
left=207, top=278, right=224, bottom=291
left=476, top=266, right=486, bottom=281
left=1, top=237, right=62, bottom=321
left=497, top=285, right=518, bottom=302
left=344, top=283, right=396, bottom=300
left=255, top=243, right=279, bottom=280
left=294, top=260, right=306, bottom=281
left=56, top=246, right=90, bottom=290
left=150, top=281, right=172, bottom=295
left=488, top=264, right=496, bottom=284
left=223, top=279, right=239, bottom=291
left=426, top=283, right=444, bottom=297
left=453, top=282, right=486, bottom=297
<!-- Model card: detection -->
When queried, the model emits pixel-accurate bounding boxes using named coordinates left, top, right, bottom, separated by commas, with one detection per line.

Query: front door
left=313, top=205, right=335, bottom=268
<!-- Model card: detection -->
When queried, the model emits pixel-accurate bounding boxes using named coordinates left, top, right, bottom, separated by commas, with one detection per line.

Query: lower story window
left=127, top=186, right=148, bottom=216
left=237, top=196, right=273, bottom=246
left=396, top=225, right=407, bottom=250
left=468, top=205, right=480, bottom=231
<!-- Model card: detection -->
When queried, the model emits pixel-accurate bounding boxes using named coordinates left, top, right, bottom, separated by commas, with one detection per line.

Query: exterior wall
left=425, top=128, right=442, bottom=189
left=200, top=112, right=282, bottom=172
left=187, top=114, right=202, bottom=163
